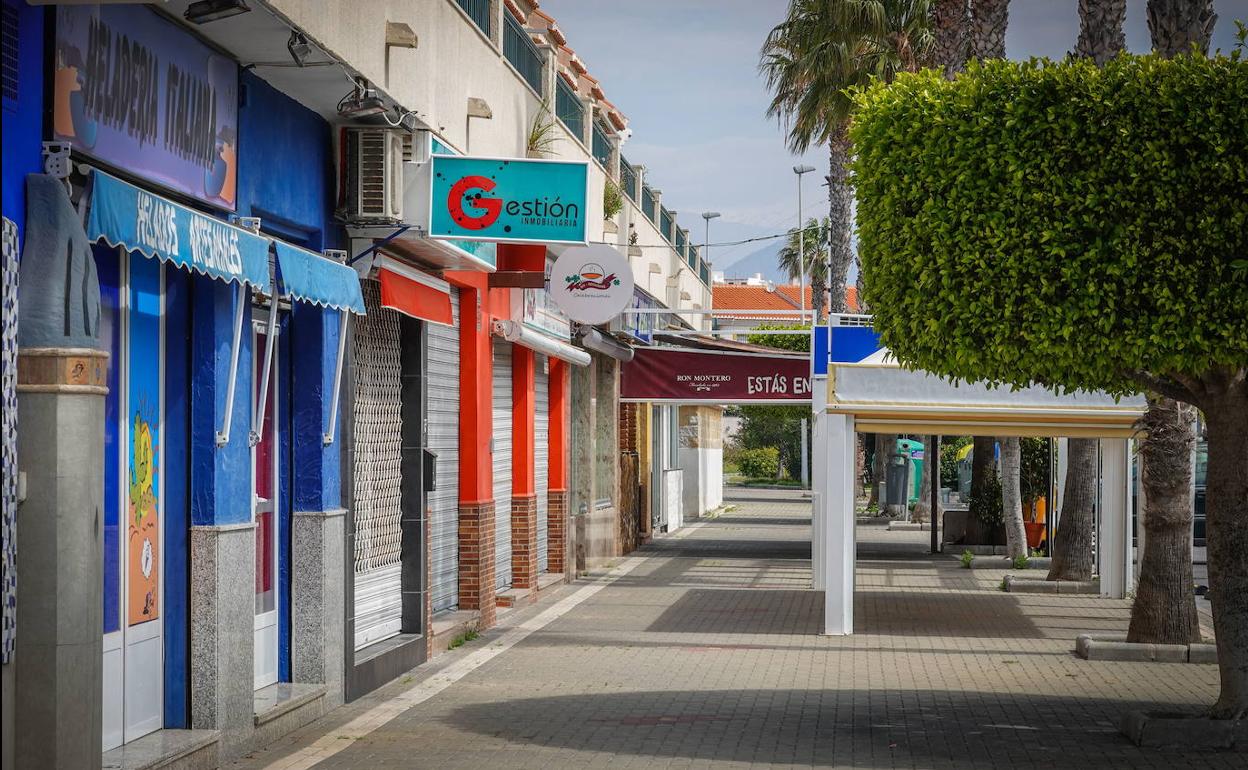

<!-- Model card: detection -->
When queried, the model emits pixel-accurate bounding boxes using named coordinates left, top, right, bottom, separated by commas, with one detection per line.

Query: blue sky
left=542, top=0, right=1247, bottom=269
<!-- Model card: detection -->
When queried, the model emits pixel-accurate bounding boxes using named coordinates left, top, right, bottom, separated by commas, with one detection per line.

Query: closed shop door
left=427, top=289, right=460, bottom=613
left=351, top=281, right=404, bottom=650
left=492, top=338, right=513, bottom=591
left=535, top=355, right=550, bottom=572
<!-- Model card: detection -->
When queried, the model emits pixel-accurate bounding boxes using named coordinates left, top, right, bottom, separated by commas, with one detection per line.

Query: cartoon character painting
left=127, top=409, right=159, bottom=626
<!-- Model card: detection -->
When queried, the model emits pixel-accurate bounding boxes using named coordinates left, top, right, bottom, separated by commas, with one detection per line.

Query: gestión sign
left=549, top=244, right=634, bottom=325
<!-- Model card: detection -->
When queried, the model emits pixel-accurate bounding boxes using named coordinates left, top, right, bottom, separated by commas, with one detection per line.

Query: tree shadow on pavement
left=438, top=688, right=1235, bottom=769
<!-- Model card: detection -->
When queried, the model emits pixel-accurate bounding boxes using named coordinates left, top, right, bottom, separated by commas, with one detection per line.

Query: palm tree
left=1122, top=0, right=1217, bottom=652
left=761, top=0, right=933, bottom=317
left=930, top=0, right=970, bottom=76
left=966, top=0, right=1011, bottom=544
left=1074, top=0, right=1127, bottom=64
left=970, top=0, right=1009, bottom=60
left=1147, top=0, right=1216, bottom=56
left=776, top=217, right=830, bottom=320
left=1050, top=0, right=1127, bottom=584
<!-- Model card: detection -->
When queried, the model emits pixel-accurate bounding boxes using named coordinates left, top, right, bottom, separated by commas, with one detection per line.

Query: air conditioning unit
left=339, top=128, right=411, bottom=224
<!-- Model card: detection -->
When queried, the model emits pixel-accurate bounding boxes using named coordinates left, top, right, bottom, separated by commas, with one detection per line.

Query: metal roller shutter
left=427, top=289, right=460, bottom=612
left=535, top=355, right=550, bottom=572
left=492, top=338, right=513, bottom=591
left=351, top=281, right=404, bottom=650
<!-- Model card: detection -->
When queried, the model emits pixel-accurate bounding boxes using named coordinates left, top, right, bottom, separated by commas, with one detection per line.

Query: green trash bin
left=895, top=438, right=925, bottom=503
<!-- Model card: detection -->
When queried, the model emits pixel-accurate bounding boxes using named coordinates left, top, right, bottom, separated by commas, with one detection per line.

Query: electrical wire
left=590, top=231, right=794, bottom=251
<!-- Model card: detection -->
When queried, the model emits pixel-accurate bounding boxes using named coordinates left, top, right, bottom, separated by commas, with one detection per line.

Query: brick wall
left=457, top=501, right=497, bottom=628
left=510, top=495, right=539, bottom=591
left=547, top=490, right=567, bottom=575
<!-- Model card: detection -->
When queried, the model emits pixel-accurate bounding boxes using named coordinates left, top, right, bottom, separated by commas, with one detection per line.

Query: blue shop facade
left=3, top=2, right=359, bottom=759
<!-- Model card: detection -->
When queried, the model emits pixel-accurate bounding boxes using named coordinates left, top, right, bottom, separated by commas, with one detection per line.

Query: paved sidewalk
left=232, top=498, right=1232, bottom=769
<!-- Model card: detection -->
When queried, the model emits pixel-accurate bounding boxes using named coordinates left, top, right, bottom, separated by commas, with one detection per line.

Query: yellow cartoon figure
left=128, top=411, right=159, bottom=626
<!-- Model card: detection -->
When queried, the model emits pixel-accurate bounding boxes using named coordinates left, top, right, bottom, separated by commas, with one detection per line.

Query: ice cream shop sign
left=53, top=4, right=239, bottom=210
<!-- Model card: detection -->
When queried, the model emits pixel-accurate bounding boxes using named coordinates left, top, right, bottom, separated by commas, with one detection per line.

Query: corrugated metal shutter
left=351, top=281, right=404, bottom=650
left=492, top=338, right=512, bottom=591
left=427, top=289, right=460, bottom=612
left=535, top=355, right=550, bottom=572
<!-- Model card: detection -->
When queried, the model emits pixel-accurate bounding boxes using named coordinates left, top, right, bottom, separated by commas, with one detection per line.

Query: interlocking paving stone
left=231, top=496, right=1234, bottom=769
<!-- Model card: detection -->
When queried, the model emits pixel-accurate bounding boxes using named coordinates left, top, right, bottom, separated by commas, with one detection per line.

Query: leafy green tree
left=746, top=323, right=811, bottom=353
left=850, top=53, right=1247, bottom=718
left=762, top=0, right=934, bottom=316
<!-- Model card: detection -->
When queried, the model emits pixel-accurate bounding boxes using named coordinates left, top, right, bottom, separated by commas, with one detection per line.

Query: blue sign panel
left=811, top=324, right=884, bottom=373
left=54, top=4, right=239, bottom=210
left=428, top=155, right=589, bottom=245
left=87, top=171, right=270, bottom=291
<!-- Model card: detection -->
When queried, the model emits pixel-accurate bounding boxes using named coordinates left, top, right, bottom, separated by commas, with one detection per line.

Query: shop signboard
left=621, top=348, right=813, bottom=404
left=428, top=155, right=589, bottom=245
left=53, top=4, right=239, bottom=210
left=549, top=244, right=634, bottom=325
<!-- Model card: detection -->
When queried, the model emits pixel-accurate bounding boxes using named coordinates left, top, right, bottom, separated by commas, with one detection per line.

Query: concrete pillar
left=822, top=413, right=856, bottom=635
left=811, top=410, right=826, bottom=592
left=1097, top=438, right=1133, bottom=599
left=569, top=360, right=594, bottom=573
left=15, top=348, right=107, bottom=770
left=14, top=174, right=107, bottom=769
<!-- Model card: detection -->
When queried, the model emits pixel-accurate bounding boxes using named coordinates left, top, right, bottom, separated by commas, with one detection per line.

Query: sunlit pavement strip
left=259, top=555, right=647, bottom=770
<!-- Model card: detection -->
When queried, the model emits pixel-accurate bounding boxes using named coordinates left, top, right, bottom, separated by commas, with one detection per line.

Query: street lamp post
left=701, top=211, right=720, bottom=264
left=793, top=165, right=816, bottom=321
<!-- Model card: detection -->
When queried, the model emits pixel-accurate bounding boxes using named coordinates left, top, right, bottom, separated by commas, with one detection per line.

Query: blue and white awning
left=273, top=241, right=366, bottom=315
left=86, top=171, right=271, bottom=292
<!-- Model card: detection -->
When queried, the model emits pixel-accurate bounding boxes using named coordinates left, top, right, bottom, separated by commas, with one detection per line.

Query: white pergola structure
left=812, top=361, right=1148, bottom=635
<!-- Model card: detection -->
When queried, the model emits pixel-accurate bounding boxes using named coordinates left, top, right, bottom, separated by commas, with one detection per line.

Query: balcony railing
left=619, top=158, right=637, bottom=201
left=675, top=228, right=686, bottom=255
left=687, top=243, right=697, bottom=269
left=504, top=11, right=543, bottom=94
left=555, top=77, right=583, bottom=139
left=457, top=0, right=491, bottom=35
left=642, top=186, right=656, bottom=222
left=659, top=208, right=674, bottom=243
left=699, top=260, right=710, bottom=286
left=591, top=122, right=611, bottom=168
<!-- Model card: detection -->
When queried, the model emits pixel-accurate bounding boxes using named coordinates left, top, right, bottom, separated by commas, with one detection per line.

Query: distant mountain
left=715, top=241, right=789, bottom=284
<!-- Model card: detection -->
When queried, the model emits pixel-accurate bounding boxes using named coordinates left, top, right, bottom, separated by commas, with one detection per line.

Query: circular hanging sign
left=549, top=244, right=635, bottom=325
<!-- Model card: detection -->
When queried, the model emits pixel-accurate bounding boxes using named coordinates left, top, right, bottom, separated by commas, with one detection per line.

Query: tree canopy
left=849, top=53, right=1247, bottom=395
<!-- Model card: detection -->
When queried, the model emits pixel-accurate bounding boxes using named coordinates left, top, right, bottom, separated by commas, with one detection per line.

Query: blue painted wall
left=234, top=69, right=344, bottom=681
left=190, top=279, right=253, bottom=527
left=2, top=1, right=45, bottom=240
left=236, top=71, right=335, bottom=250
left=163, top=267, right=191, bottom=727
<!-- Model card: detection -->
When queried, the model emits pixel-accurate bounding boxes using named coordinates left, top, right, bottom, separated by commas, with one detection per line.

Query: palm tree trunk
left=871, top=434, right=896, bottom=508
left=826, top=124, right=854, bottom=315
left=1128, top=396, right=1201, bottom=646
left=1147, top=0, right=1217, bottom=57
left=970, top=0, right=1010, bottom=60
left=1075, top=0, right=1127, bottom=64
left=1000, top=437, right=1027, bottom=559
left=931, top=0, right=970, bottom=76
left=1047, top=438, right=1097, bottom=581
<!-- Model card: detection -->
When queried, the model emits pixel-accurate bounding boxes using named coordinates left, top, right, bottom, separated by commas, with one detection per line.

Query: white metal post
left=811, top=407, right=827, bottom=591
left=823, top=412, right=856, bottom=635
left=250, top=295, right=279, bottom=447
left=216, top=282, right=247, bottom=447
left=1097, top=438, right=1133, bottom=598
left=323, top=309, right=350, bottom=445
